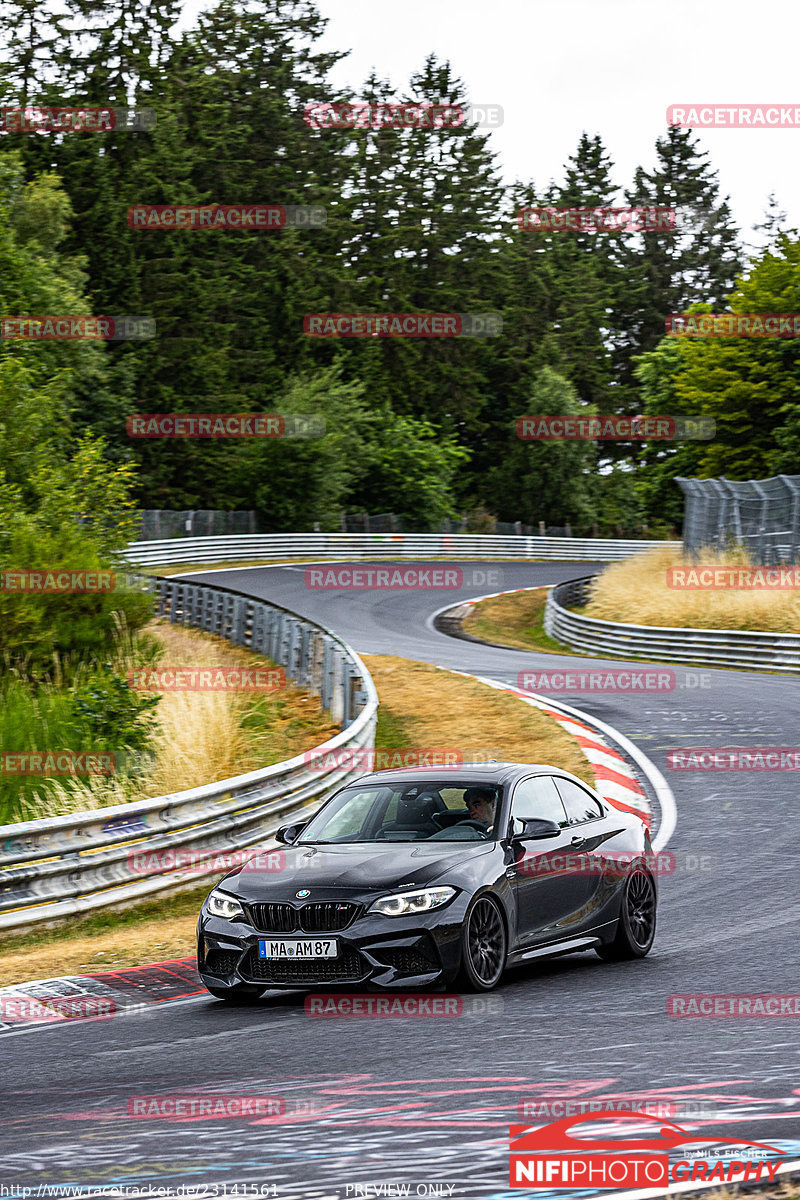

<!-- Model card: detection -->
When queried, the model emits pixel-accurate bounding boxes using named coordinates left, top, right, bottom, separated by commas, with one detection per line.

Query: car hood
left=221, top=841, right=496, bottom=900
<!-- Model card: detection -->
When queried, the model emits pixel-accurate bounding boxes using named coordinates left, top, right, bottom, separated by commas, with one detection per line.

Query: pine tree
left=613, top=126, right=742, bottom=402
left=0, top=0, right=69, bottom=102
left=545, top=132, right=620, bottom=414
left=327, top=54, right=505, bottom=435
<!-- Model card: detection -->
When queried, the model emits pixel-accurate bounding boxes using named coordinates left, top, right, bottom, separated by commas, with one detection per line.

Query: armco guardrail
left=0, top=577, right=378, bottom=931
left=123, top=532, right=681, bottom=567
left=545, top=576, right=800, bottom=673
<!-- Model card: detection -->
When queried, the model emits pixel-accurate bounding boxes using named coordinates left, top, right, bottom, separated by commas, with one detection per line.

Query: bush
left=67, top=664, right=160, bottom=754
left=0, top=667, right=160, bottom=825
left=0, top=516, right=154, bottom=680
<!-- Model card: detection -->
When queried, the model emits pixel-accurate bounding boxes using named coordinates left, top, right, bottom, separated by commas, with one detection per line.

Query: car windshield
left=296, top=781, right=502, bottom=844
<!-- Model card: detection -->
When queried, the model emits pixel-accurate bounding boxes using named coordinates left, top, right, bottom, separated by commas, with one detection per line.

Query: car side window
left=510, top=776, right=568, bottom=828
left=554, top=778, right=604, bottom=825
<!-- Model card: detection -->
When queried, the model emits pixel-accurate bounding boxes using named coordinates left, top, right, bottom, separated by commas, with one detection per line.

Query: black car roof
left=349, top=762, right=568, bottom=787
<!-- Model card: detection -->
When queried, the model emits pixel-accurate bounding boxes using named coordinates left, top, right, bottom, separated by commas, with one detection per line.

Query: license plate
left=258, top=938, right=338, bottom=959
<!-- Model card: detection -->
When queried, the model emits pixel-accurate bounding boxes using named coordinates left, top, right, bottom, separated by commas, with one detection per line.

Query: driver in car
left=463, top=788, right=496, bottom=834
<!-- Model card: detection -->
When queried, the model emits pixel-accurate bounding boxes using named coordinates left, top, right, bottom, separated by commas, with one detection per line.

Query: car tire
left=458, top=894, right=507, bottom=991
left=596, top=869, right=656, bottom=961
left=204, top=983, right=265, bottom=1002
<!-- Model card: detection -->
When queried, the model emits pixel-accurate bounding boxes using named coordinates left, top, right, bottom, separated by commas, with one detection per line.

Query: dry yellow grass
left=137, top=621, right=339, bottom=792
left=0, top=887, right=209, bottom=987
left=29, top=619, right=339, bottom=818
left=582, top=547, right=800, bottom=633
left=0, top=656, right=595, bottom=984
left=462, top=588, right=566, bottom=653
left=362, top=654, right=593, bottom=784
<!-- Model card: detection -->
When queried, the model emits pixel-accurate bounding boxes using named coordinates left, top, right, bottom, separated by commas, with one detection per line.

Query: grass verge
left=0, top=655, right=594, bottom=986
left=582, top=546, right=800, bottom=633
left=4, top=620, right=339, bottom=824
left=461, top=588, right=567, bottom=654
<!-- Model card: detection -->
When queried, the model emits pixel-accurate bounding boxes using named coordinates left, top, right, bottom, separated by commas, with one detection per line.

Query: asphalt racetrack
left=2, top=560, right=799, bottom=1198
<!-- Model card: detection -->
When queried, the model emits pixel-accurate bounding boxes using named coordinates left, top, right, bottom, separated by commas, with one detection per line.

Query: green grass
left=373, top=704, right=417, bottom=750
left=462, top=588, right=568, bottom=654
left=0, top=882, right=211, bottom=951
left=0, top=675, right=101, bottom=825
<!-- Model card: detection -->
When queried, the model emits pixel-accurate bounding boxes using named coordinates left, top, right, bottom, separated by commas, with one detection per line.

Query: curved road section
left=2, top=560, right=799, bottom=1198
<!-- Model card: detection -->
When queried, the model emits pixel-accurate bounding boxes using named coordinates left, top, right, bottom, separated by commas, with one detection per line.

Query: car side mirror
left=275, top=822, right=308, bottom=845
left=511, top=817, right=561, bottom=840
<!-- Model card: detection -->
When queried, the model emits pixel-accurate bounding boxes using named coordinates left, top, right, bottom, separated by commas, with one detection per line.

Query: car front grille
left=248, top=903, right=297, bottom=933
left=299, top=902, right=359, bottom=932
left=246, top=901, right=360, bottom=933
left=242, top=946, right=368, bottom=985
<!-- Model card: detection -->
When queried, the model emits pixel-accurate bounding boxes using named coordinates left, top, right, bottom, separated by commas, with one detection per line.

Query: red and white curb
left=444, top=668, right=675, bottom=852
left=0, top=957, right=201, bottom=1033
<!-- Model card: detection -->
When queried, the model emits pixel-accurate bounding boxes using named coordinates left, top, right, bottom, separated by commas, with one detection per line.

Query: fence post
left=321, top=640, right=335, bottom=712
left=780, top=475, right=800, bottom=562
left=330, top=651, right=345, bottom=726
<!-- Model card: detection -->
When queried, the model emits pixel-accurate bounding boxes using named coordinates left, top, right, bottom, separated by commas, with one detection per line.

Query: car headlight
left=368, top=887, right=456, bottom=917
left=206, top=889, right=246, bottom=921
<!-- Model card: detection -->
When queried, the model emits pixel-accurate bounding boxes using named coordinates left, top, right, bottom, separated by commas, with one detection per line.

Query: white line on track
left=0, top=992, right=210, bottom=1039
left=429, top=587, right=677, bottom=851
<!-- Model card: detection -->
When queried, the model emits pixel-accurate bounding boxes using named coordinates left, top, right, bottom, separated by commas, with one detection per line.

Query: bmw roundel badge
left=295, top=889, right=311, bottom=898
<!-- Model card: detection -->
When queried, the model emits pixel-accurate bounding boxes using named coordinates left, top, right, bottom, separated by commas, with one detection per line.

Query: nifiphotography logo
left=509, top=1111, right=783, bottom=1188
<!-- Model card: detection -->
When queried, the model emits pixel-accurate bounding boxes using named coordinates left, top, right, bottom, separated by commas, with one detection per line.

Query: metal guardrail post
left=322, top=641, right=334, bottom=712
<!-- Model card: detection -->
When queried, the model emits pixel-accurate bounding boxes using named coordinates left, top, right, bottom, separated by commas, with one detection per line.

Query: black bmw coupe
left=197, top=762, right=657, bottom=999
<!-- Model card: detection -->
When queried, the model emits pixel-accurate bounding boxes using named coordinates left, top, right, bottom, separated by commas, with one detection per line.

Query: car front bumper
left=197, top=898, right=470, bottom=992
